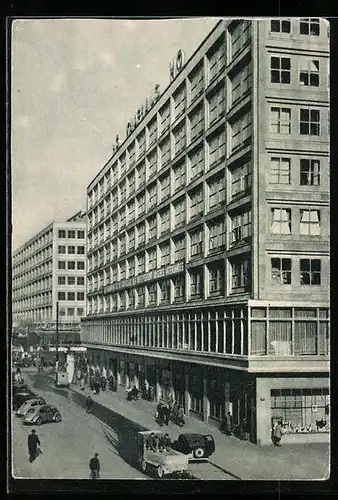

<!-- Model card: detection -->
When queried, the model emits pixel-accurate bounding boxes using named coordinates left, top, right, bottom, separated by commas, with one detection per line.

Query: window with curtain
left=299, top=210, right=321, bottom=236
left=271, top=208, right=291, bottom=234
left=294, top=321, right=317, bottom=355
left=251, top=321, right=267, bottom=355
left=269, top=321, right=292, bottom=355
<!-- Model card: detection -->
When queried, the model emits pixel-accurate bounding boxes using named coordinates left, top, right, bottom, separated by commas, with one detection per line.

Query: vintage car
left=15, top=397, right=46, bottom=418
left=55, top=372, right=70, bottom=388
left=137, top=430, right=188, bottom=478
left=172, top=433, right=215, bottom=460
left=22, top=404, right=62, bottom=425
left=13, top=391, right=37, bottom=411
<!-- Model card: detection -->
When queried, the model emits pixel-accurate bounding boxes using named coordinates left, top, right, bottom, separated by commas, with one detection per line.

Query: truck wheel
left=141, top=460, right=147, bottom=473
left=157, top=466, right=164, bottom=478
left=193, top=447, right=205, bottom=459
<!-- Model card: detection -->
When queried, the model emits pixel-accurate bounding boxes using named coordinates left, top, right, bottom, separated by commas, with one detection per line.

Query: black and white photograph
left=9, top=17, right=330, bottom=484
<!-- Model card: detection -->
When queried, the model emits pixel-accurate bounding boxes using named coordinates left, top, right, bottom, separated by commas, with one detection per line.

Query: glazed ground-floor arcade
left=83, top=345, right=329, bottom=445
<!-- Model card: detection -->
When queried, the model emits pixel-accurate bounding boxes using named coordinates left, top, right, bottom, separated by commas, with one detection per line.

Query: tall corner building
left=12, top=211, right=87, bottom=337
left=82, top=18, right=330, bottom=445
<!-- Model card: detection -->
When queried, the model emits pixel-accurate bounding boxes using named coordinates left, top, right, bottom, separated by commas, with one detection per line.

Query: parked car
left=13, top=391, right=37, bottom=411
left=22, top=404, right=62, bottom=425
left=15, top=398, right=46, bottom=417
left=172, top=433, right=215, bottom=460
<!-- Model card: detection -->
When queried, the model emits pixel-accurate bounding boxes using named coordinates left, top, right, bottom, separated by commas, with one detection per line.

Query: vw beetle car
left=172, top=433, right=215, bottom=460
left=22, top=404, right=62, bottom=425
left=13, top=391, right=37, bottom=411
left=15, top=397, right=46, bottom=418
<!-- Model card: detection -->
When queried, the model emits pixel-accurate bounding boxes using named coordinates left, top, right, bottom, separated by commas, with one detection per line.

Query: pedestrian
left=272, top=421, right=283, bottom=447
left=86, top=395, right=93, bottom=413
left=95, top=380, right=100, bottom=395
left=226, top=411, right=233, bottom=435
left=80, top=377, right=85, bottom=391
left=27, top=429, right=41, bottom=463
left=89, top=452, right=100, bottom=479
left=163, top=402, right=170, bottom=426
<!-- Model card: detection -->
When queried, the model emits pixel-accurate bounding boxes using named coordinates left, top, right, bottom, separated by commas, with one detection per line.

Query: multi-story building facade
left=12, top=211, right=87, bottom=334
left=81, top=19, right=330, bottom=445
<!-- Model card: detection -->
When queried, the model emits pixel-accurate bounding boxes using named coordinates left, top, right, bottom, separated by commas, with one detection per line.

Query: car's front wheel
left=141, top=460, right=147, bottom=473
left=54, top=413, right=61, bottom=422
left=193, top=447, right=205, bottom=459
left=36, top=417, right=42, bottom=426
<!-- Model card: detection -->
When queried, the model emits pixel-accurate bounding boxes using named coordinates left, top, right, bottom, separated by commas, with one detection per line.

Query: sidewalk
left=69, top=379, right=330, bottom=481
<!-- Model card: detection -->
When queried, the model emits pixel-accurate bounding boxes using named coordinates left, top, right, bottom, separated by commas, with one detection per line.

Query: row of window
left=270, top=57, right=321, bottom=87
left=58, top=260, right=85, bottom=270
left=270, top=208, right=323, bottom=236
left=270, top=18, right=321, bottom=36
left=13, top=230, right=54, bottom=265
left=57, top=245, right=85, bottom=255
left=13, top=293, right=53, bottom=309
left=59, top=307, right=84, bottom=317
left=58, top=229, right=85, bottom=239
left=270, top=107, right=322, bottom=136
left=57, top=276, right=85, bottom=286
left=57, top=291, right=85, bottom=301
left=14, top=252, right=53, bottom=277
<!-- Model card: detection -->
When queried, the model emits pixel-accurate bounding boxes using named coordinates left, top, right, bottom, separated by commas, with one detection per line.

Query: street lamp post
left=55, top=301, right=59, bottom=385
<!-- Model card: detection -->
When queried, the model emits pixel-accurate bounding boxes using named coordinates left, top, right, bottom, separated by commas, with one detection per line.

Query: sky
left=11, top=17, right=219, bottom=251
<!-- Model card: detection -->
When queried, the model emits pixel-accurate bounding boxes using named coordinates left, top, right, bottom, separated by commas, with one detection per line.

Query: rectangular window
left=137, top=192, right=145, bottom=216
left=160, top=280, right=171, bottom=303
left=190, top=146, right=204, bottom=179
left=294, top=321, right=317, bottom=355
left=112, top=189, right=118, bottom=210
left=270, top=107, right=291, bottom=134
left=68, top=261, right=76, bottom=270
left=148, top=283, right=157, bottom=305
left=119, top=208, right=126, bottom=228
left=137, top=253, right=145, bottom=274
left=300, top=210, right=321, bottom=236
left=231, top=256, right=251, bottom=289
left=300, top=259, right=321, bottom=285
left=209, top=219, right=226, bottom=251
left=190, top=105, right=204, bottom=142
left=271, top=258, right=292, bottom=284
left=128, top=289, right=135, bottom=309
left=160, top=242, right=170, bottom=267
left=160, top=173, right=171, bottom=201
left=77, top=276, right=85, bottom=285
left=231, top=209, right=252, bottom=243
left=137, top=286, right=145, bottom=308
left=160, top=207, right=170, bottom=234
left=128, top=172, right=135, bottom=196
left=174, top=162, right=186, bottom=191
left=77, top=246, right=85, bottom=254
left=160, top=137, right=171, bottom=168
left=77, top=230, right=85, bottom=239
left=128, top=257, right=135, bottom=277
left=209, top=175, right=226, bottom=209
left=300, top=18, right=320, bottom=36
left=271, top=208, right=291, bottom=234
left=160, top=102, right=170, bottom=134
left=68, top=276, right=75, bottom=285
left=231, top=111, right=252, bottom=150
left=58, top=261, right=66, bottom=270
left=208, top=41, right=226, bottom=82
left=174, top=275, right=185, bottom=301
left=231, top=161, right=252, bottom=198
left=137, top=223, right=145, bottom=246
left=173, top=84, right=186, bottom=120
left=58, top=245, right=66, bottom=254
left=128, top=201, right=135, bottom=223
left=58, top=292, right=66, bottom=300
left=270, top=19, right=291, bottom=33
left=148, top=118, right=157, bottom=147
left=148, top=215, right=157, bottom=241
left=271, top=57, right=291, bottom=84
left=137, top=162, right=146, bottom=188
left=269, top=157, right=291, bottom=184
left=209, top=263, right=225, bottom=295
left=191, top=230, right=204, bottom=257
left=58, top=276, right=66, bottom=285
left=231, top=62, right=251, bottom=105
left=189, top=63, right=204, bottom=102
left=119, top=234, right=126, bottom=255
left=174, top=123, right=186, bottom=155
left=208, top=85, right=225, bottom=125
left=68, top=292, right=75, bottom=301
left=120, top=180, right=126, bottom=202
left=300, top=108, right=320, bottom=135
left=231, top=20, right=251, bottom=59
left=190, top=188, right=204, bottom=218
left=77, top=292, right=85, bottom=301
left=68, top=245, right=75, bottom=254
left=127, top=230, right=135, bottom=251
left=77, top=308, right=84, bottom=316
left=148, top=182, right=157, bottom=208
left=148, top=248, right=157, bottom=270
left=209, top=130, right=225, bottom=167
left=300, top=159, right=320, bottom=186
left=137, top=131, right=146, bottom=158
left=190, top=269, right=203, bottom=297
left=68, top=230, right=76, bottom=238
left=299, top=59, right=320, bottom=86
left=174, top=198, right=185, bottom=228
left=128, top=144, right=135, bottom=167
left=58, top=230, right=66, bottom=238
left=147, top=150, right=157, bottom=179
left=174, top=236, right=185, bottom=262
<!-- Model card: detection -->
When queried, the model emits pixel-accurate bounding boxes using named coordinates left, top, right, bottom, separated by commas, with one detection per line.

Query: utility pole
left=55, top=301, right=59, bottom=385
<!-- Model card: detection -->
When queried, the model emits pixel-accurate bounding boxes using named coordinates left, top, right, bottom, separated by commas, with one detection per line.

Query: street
left=12, top=369, right=150, bottom=480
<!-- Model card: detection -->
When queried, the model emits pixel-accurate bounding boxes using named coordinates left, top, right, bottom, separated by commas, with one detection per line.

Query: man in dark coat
left=28, top=429, right=41, bottom=463
left=89, top=452, right=100, bottom=479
